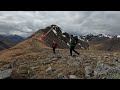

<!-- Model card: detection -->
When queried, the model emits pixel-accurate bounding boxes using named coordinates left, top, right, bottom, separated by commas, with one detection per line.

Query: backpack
left=73, top=36, right=78, bottom=45
left=53, top=42, right=58, bottom=47
left=70, top=37, right=77, bottom=46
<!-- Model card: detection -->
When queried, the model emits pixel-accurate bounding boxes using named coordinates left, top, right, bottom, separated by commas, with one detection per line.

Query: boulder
left=85, top=66, right=94, bottom=78
left=69, top=75, right=77, bottom=79
left=0, top=69, right=13, bottom=79
left=57, top=73, right=67, bottom=79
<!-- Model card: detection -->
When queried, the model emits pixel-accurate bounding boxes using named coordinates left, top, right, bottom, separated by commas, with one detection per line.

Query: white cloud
left=0, top=11, right=120, bottom=36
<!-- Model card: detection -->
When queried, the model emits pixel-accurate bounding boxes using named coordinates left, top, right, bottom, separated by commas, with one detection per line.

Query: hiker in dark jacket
left=69, top=35, right=79, bottom=56
left=52, top=40, right=58, bottom=54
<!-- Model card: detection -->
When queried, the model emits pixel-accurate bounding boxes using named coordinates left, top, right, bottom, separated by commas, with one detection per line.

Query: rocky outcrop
left=0, top=69, right=13, bottom=79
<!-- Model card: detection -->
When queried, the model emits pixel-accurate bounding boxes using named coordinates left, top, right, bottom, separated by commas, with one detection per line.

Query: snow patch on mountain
left=78, top=36, right=85, bottom=41
left=62, top=35, right=66, bottom=37
left=61, top=30, right=65, bottom=34
left=117, top=35, right=120, bottom=38
left=52, top=29, right=57, bottom=35
left=98, top=34, right=113, bottom=38
left=107, top=35, right=113, bottom=39
left=67, top=43, right=70, bottom=47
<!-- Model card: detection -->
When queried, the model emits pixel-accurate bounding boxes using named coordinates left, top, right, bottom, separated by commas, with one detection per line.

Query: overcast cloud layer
left=0, top=11, right=120, bottom=37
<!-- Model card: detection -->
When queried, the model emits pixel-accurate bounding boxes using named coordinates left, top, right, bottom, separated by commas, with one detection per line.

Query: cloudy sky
left=0, top=11, right=120, bottom=37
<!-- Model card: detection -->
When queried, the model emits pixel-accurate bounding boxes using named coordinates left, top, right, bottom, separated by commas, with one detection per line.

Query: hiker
left=69, top=35, right=79, bottom=56
left=52, top=40, right=58, bottom=54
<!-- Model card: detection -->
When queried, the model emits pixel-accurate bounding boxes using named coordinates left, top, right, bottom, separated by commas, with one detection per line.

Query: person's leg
left=53, top=47, right=55, bottom=54
left=54, top=47, right=56, bottom=54
left=70, top=46, right=73, bottom=56
left=73, top=46, right=79, bottom=55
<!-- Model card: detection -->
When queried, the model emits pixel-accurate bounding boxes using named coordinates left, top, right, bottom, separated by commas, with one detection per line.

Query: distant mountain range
left=1, top=25, right=120, bottom=52
left=79, top=33, right=120, bottom=51
left=0, top=34, right=25, bottom=51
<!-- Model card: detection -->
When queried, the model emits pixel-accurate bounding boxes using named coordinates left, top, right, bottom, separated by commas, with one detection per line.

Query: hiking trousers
left=53, top=47, right=56, bottom=54
left=70, top=46, right=79, bottom=56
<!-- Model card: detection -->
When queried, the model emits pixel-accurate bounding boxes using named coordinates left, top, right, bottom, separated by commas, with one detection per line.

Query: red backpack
left=53, top=42, right=58, bottom=47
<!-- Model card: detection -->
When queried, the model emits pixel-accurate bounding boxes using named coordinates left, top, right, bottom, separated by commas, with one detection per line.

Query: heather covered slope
left=1, top=47, right=120, bottom=79
left=0, top=38, right=50, bottom=61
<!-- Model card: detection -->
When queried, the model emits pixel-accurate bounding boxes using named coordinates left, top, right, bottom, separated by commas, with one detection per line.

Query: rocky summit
left=0, top=25, right=120, bottom=79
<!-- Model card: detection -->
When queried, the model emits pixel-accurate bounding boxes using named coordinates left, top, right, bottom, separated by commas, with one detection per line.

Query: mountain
left=1, top=25, right=120, bottom=79
left=0, top=41, right=10, bottom=51
left=78, top=34, right=120, bottom=51
left=5, top=35, right=24, bottom=43
left=89, top=37, right=120, bottom=51
left=28, top=24, right=69, bottom=49
left=0, top=24, right=90, bottom=61
left=1, top=25, right=120, bottom=52
left=28, top=24, right=89, bottom=50
left=0, top=34, right=25, bottom=51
